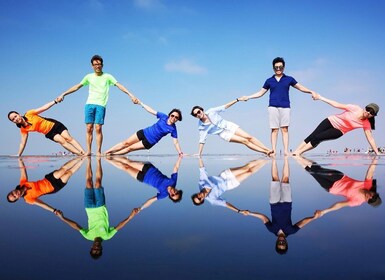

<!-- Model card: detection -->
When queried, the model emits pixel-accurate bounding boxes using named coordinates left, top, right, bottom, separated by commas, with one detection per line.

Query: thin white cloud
left=133, top=0, right=165, bottom=10
left=164, top=59, right=207, bottom=74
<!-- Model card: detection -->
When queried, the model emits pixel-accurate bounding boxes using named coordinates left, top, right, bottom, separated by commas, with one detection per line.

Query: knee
left=95, top=126, right=103, bottom=134
left=86, top=126, right=94, bottom=134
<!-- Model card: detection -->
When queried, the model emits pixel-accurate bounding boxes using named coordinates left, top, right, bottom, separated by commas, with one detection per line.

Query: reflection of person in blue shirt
left=106, top=156, right=183, bottom=209
left=241, top=157, right=320, bottom=255
left=191, top=158, right=268, bottom=212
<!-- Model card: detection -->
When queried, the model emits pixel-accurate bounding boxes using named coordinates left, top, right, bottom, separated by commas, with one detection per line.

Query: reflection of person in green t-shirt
left=56, top=55, right=140, bottom=156
left=55, top=157, right=138, bottom=259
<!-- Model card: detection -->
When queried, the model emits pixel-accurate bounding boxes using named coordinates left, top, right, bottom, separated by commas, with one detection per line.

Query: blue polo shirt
left=265, top=202, right=300, bottom=236
left=143, top=112, right=178, bottom=145
left=143, top=165, right=178, bottom=200
left=263, top=74, right=297, bottom=108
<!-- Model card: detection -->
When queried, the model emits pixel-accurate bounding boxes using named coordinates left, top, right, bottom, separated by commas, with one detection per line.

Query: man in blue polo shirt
left=240, top=57, right=317, bottom=156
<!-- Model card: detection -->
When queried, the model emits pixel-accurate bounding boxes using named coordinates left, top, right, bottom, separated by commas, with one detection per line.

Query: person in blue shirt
left=240, top=57, right=317, bottom=156
left=104, top=100, right=183, bottom=156
left=106, top=156, right=183, bottom=204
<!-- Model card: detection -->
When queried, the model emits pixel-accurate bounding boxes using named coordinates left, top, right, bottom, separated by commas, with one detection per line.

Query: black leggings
left=305, top=164, right=344, bottom=191
left=304, top=118, right=343, bottom=147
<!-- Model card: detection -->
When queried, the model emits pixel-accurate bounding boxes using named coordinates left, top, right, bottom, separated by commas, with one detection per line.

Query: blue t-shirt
left=143, top=165, right=178, bottom=200
left=143, top=112, right=178, bottom=145
left=265, top=202, right=300, bottom=236
left=263, top=74, right=297, bottom=108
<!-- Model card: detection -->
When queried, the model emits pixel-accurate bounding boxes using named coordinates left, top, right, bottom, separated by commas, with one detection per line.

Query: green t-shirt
left=81, top=73, right=118, bottom=107
left=79, top=205, right=117, bottom=241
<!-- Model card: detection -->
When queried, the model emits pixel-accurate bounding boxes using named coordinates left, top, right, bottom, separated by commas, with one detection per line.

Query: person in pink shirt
left=292, top=94, right=381, bottom=155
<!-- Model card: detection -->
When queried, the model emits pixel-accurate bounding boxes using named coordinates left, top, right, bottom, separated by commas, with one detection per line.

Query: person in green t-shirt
left=56, top=55, right=139, bottom=156
left=55, top=157, right=139, bottom=259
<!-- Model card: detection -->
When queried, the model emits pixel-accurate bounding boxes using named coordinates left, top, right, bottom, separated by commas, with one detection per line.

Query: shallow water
left=1, top=154, right=385, bottom=280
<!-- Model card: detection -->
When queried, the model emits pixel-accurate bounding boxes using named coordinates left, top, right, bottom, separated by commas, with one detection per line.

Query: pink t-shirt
left=328, top=104, right=371, bottom=134
left=329, top=175, right=372, bottom=206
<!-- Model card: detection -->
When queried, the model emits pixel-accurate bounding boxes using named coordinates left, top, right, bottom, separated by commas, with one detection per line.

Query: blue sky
left=1, top=0, right=384, bottom=155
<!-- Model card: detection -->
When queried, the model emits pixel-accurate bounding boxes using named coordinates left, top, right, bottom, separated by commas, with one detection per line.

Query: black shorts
left=45, top=171, right=66, bottom=193
left=136, top=163, right=154, bottom=182
left=44, top=118, right=68, bottom=141
left=136, top=129, right=154, bottom=149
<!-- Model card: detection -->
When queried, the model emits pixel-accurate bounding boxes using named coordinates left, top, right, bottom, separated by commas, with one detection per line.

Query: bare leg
left=86, top=124, right=94, bottom=156
left=281, top=156, right=289, bottom=183
left=95, top=124, right=103, bottom=157
left=230, top=134, right=272, bottom=155
left=292, top=141, right=314, bottom=156
left=281, top=126, right=289, bottom=156
left=60, top=130, right=85, bottom=155
left=53, top=134, right=84, bottom=155
left=104, top=133, right=141, bottom=155
left=231, top=159, right=268, bottom=183
left=234, top=128, right=271, bottom=152
left=56, top=157, right=85, bottom=183
left=105, top=156, right=143, bottom=178
left=271, top=128, right=279, bottom=156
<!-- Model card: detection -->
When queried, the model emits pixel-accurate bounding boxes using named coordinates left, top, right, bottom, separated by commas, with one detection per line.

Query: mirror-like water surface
left=1, top=154, right=385, bottom=280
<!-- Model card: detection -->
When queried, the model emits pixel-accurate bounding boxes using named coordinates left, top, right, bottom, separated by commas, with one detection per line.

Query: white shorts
left=219, top=121, right=239, bottom=142
left=268, top=107, right=290, bottom=129
left=220, top=169, right=240, bottom=190
left=269, top=181, right=292, bottom=204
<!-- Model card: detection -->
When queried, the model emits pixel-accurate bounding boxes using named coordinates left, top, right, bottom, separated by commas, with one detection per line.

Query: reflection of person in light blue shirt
left=191, top=158, right=268, bottom=212
left=190, top=99, right=272, bottom=156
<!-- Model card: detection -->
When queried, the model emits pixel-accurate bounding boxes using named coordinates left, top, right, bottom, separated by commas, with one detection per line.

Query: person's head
left=168, top=109, right=182, bottom=123
left=168, top=187, right=183, bottom=203
left=91, top=55, right=103, bottom=74
left=365, top=103, right=379, bottom=130
left=191, top=192, right=205, bottom=206
left=8, top=111, right=24, bottom=128
left=90, top=237, right=103, bottom=259
left=275, top=235, right=288, bottom=255
left=191, top=106, right=204, bottom=119
left=7, top=185, right=23, bottom=203
left=272, top=57, right=285, bottom=74
left=367, top=179, right=382, bottom=207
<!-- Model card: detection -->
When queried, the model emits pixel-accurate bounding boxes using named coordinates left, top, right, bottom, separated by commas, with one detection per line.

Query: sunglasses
left=274, top=65, right=284, bottom=71
left=170, top=114, right=179, bottom=120
left=193, top=109, right=202, bottom=117
left=366, top=108, right=376, bottom=116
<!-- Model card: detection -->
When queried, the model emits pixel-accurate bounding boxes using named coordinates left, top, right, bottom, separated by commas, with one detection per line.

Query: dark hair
left=368, top=116, right=375, bottom=130
left=91, top=55, right=103, bottom=65
left=168, top=109, right=183, bottom=121
left=368, top=179, right=382, bottom=207
left=275, top=239, right=288, bottom=255
left=169, top=189, right=183, bottom=203
left=191, top=193, right=205, bottom=206
left=190, top=106, right=204, bottom=117
left=6, top=185, right=22, bottom=203
left=272, top=57, right=285, bottom=67
left=8, top=111, right=24, bottom=128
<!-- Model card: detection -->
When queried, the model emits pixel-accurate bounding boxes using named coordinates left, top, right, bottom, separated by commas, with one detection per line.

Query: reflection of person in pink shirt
left=296, top=157, right=381, bottom=218
left=293, top=94, right=381, bottom=155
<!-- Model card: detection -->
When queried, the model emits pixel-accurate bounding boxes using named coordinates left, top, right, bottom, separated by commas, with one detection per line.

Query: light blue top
left=198, top=105, right=230, bottom=143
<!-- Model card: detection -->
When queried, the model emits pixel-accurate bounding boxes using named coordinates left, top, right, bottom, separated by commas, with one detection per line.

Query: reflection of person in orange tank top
left=8, top=99, right=85, bottom=156
left=7, top=157, right=84, bottom=213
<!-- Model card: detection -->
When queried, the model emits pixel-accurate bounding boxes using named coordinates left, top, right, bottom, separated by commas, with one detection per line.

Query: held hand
left=314, top=210, right=323, bottom=218
left=312, top=92, right=321, bottom=100
left=238, top=96, right=249, bottom=102
left=239, top=210, right=250, bottom=216
left=131, top=97, right=139, bottom=104
left=56, top=96, right=64, bottom=102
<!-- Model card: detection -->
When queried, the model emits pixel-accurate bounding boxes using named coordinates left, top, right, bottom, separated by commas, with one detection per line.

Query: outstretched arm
left=239, top=210, right=270, bottom=224
left=115, top=208, right=140, bottom=231
left=17, top=133, right=29, bottom=157
left=138, top=101, right=157, bottom=116
left=173, top=138, right=183, bottom=155
left=314, top=201, right=350, bottom=217
left=55, top=210, right=82, bottom=231
left=315, top=94, right=349, bottom=110
left=226, top=202, right=243, bottom=213
left=173, top=156, right=183, bottom=173
left=364, top=130, right=380, bottom=155
left=197, top=143, right=205, bottom=157
left=223, top=98, right=241, bottom=109
left=365, top=158, right=378, bottom=180
left=239, top=88, right=268, bottom=101
left=33, top=100, right=58, bottom=115
left=33, top=199, right=58, bottom=213
left=293, top=83, right=316, bottom=96
left=57, top=83, right=83, bottom=102
left=115, top=82, right=138, bottom=104
left=138, top=196, right=158, bottom=211
left=295, top=213, right=320, bottom=229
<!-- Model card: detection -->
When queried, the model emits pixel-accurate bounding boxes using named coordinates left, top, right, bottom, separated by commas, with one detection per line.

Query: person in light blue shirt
left=191, top=99, right=272, bottom=156
left=105, top=100, right=183, bottom=155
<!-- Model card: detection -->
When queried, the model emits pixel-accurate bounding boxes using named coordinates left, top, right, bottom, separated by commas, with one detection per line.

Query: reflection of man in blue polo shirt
left=240, top=157, right=320, bottom=255
left=240, top=57, right=317, bottom=156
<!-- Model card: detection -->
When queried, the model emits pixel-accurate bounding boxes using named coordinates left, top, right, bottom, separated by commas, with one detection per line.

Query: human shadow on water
left=191, top=157, right=268, bottom=212
left=295, top=156, right=381, bottom=217
left=7, top=157, right=84, bottom=213
left=105, top=156, right=183, bottom=210
left=55, top=157, right=139, bottom=260
left=239, top=157, right=321, bottom=255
